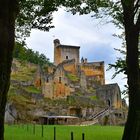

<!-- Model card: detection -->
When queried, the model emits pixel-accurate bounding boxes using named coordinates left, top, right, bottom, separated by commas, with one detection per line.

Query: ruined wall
left=43, top=60, right=106, bottom=98
left=96, top=84, right=122, bottom=109
left=80, top=71, right=87, bottom=89
left=43, top=65, right=73, bottom=99
left=62, top=59, right=77, bottom=74
left=80, top=61, right=105, bottom=85
left=54, top=47, right=61, bottom=66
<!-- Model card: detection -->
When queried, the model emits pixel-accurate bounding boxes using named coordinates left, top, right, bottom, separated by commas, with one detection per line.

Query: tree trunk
left=122, top=1, right=140, bottom=139
left=0, top=1, right=18, bottom=140
left=122, top=28, right=140, bottom=140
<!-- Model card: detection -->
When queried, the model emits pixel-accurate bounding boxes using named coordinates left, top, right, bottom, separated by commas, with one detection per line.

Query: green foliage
left=67, top=96, right=76, bottom=105
left=16, top=0, right=60, bottom=41
left=108, top=58, right=127, bottom=79
left=90, top=95, right=97, bottom=100
left=88, top=87, right=96, bottom=93
left=66, top=73, right=79, bottom=82
left=107, top=35, right=140, bottom=79
left=11, top=59, right=38, bottom=82
left=15, top=0, right=124, bottom=41
left=23, top=86, right=41, bottom=94
left=61, top=1, right=123, bottom=29
left=13, top=42, right=51, bottom=66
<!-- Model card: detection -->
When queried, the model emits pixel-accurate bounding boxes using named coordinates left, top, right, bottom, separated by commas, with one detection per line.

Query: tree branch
left=134, top=0, right=140, bottom=16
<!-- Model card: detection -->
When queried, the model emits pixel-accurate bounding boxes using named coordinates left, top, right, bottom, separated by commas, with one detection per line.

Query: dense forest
left=13, top=42, right=52, bottom=66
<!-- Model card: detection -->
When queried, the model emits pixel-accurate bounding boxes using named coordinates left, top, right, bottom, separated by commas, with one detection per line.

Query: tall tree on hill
left=0, top=0, right=61, bottom=140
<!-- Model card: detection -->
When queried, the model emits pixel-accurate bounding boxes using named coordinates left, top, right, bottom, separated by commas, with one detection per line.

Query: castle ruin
left=41, top=39, right=125, bottom=110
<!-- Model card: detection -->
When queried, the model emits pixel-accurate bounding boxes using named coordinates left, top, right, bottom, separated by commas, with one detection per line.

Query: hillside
left=5, top=40, right=127, bottom=125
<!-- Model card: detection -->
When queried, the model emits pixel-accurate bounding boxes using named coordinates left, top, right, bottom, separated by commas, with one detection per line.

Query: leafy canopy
left=16, top=0, right=61, bottom=41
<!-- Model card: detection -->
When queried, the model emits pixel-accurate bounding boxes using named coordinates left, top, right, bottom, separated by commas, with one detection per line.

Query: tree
left=0, top=1, right=61, bottom=140
left=121, top=1, right=140, bottom=139
left=107, top=35, right=140, bottom=96
left=0, top=1, right=18, bottom=140
left=61, top=0, right=140, bottom=139
left=13, top=42, right=51, bottom=66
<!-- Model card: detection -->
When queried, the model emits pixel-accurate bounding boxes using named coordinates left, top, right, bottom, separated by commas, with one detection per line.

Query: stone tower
left=53, top=39, right=80, bottom=65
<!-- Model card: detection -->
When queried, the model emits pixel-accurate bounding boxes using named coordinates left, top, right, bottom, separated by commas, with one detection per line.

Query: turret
left=54, top=39, right=60, bottom=47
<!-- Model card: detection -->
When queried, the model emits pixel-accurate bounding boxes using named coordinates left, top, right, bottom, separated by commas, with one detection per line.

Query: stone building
left=96, top=83, right=122, bottom=109
left=42, top=39, right=105, bottom=99
left=41, top=39, right=127, bottom=113
left=54, top=39, right=80, bottom=65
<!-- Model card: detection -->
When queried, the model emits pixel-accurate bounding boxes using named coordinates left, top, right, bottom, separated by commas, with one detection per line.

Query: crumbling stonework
left=25, top=39, right=127, bottom=125
left=43, top=39, right=105, bottom=100
left=7, top=53, right=127, bottom=126
left=96, top=84, right=122, bottom=109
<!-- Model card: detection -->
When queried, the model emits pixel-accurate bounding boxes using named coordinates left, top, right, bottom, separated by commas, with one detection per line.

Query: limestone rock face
left=5, top=103, right=17, bottom=124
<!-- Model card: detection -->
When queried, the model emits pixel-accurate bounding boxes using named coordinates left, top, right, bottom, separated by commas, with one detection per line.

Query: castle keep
left=54, top=39, right=80, bottom=65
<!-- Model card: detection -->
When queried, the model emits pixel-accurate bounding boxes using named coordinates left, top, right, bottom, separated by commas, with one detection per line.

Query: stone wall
left=54, top=46, right=61, bottom=66
left=42, top=59, right=106, bottom=99
left=80, top=61, right=105, bottom=85
left=96, top=83, right=122, bottom=109
left=42, top=63, right=74, bottom=98
left=63, top=60, right=77, bottom=74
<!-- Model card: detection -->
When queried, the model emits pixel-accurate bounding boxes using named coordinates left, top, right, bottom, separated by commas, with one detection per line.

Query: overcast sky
left=26, top=8, right=127, bottom=92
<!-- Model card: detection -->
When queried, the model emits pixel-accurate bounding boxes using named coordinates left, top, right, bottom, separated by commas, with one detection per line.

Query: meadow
left=4, top=124, right=124, bottom=140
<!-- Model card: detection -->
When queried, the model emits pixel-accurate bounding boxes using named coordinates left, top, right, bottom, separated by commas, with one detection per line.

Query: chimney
left=84, top=58, right=87, bottom=63
left=53, top=39, right=60, bottom=47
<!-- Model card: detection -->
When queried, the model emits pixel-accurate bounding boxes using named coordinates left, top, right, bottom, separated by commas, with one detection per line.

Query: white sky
left=26, top=8, right=127, bottom=92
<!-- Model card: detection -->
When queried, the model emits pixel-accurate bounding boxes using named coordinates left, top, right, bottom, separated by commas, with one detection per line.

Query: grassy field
left=4, top=124, right=124, bottom=140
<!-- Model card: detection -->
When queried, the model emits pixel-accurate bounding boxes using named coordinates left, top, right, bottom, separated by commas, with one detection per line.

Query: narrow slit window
left=66, top=56, right=68, bottom=59
left=59, top=77, right=61, bottom=83
left=46, top=78, right=49, bottom=83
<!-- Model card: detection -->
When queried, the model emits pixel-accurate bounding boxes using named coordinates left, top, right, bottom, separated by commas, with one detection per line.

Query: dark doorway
left=59, top=77, right=61, bottom=83
left=66, top=56, right=68, bottom=59
left=107, top=99, right=111, bottom=107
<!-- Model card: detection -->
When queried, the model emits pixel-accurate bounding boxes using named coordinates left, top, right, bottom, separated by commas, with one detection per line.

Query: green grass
left=5, top=125, right=124, bottom=140
left=24, top=86, right=41, bottom=94
left=90, top=95, right=97, bottom=100
left=66, top=73, right=79, bottom=82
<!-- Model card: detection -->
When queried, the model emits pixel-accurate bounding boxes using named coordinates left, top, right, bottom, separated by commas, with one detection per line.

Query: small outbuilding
left=39, top=115, right=79, bottom=125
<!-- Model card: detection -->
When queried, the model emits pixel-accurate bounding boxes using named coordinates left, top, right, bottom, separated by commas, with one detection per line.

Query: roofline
left=84, top=61, right=104, bottom=64
left=39, top=115, right=79, bottom=119
left=57, top=44, right=80, bottom=49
